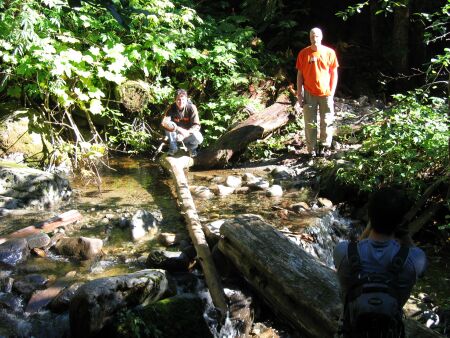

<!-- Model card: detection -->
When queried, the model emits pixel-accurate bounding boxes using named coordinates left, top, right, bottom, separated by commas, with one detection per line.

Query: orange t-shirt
left=296, top=45, right=339, bottom=97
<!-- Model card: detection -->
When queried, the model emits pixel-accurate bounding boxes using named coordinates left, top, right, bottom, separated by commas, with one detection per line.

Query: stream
left=0, top=156, right=449, bottom=337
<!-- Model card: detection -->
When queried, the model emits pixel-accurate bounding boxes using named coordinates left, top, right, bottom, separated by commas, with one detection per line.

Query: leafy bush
left=0, top=0, right=266, bottom=165
left=336, top=90, right=448, bottom=195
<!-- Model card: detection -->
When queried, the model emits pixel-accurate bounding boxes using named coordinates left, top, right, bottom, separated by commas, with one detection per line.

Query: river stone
left=246, top=179, right=270, bottom=191
left=49, top=282, right=83, bottom=313
left=26, top=233, right=51, bottom=249
left=13, top=281, right=39, bottom=300
left=69, top=269, right=170, bottom=337
left=190, top=185, right=214, bottom=199
left=317, top=197, right=333, bottom=208
left=0, top=238, right=29, bottom=266
left=233, top=187, right=248, bottom=195
left=211, top=176, right=225, bottom=184
left=0, top=196, right=21, bottom=209
left=130, top=209, right=160, bottom=241
left=214, top=184, right=235, bottom=196
left=0, top=292, right=23, bottom=312
left=266, top=184, right=283, bottom=197
left=146, top=250, right=191, bottom=272
left=0, top=307, right=33, bottom=337
left=271, top=166, right=293, bottom=180
left=31, top=247, right=47, bottom=257
left=290, top=202, right=310, bottom=213
left=54, top=236, right=103, bottom=260
left=204, top=219, right=225, bottom=245
left=0, top=277, right=13, bottom=293
left=225, top=175, right=242, bottom=188
left=157, top=232, right=187, bottom=247
left=242, top=172, right=256, bottom=182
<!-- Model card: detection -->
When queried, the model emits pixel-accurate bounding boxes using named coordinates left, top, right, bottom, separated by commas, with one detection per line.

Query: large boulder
left=0, top=112, right=48, bottom=160
left=130, top=209, right=161, bottom=241
left=0, top=162, right=72, bottom=209
left=69, top=269, right=171, bottom=337
left=0, top=238, right=29, bottom=266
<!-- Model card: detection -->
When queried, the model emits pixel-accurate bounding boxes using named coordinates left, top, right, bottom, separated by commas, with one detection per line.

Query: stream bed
left=1, top=156, right=449, bottom=337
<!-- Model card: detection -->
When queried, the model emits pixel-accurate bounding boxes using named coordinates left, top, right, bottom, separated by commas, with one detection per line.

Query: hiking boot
left=189, top=149, right=198, bottom=158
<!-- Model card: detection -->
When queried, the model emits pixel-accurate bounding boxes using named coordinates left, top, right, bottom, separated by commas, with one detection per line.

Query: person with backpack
left=333, top=187, right=427, bottom=338
left=161, top=89, right=203, bottom=157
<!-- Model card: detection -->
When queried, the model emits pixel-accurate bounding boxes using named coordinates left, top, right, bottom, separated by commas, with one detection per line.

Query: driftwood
left=160, top=155, right=227, bottom=315
left=26, top=282, right=66, bottom=313
left=194, top=94, right=292, bottom=168
left=1, top=210, right=82, bottom=242
left=218, top=214, right=443, bottom=338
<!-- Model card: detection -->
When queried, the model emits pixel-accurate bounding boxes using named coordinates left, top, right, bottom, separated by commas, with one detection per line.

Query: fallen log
left=194, top=94, right=292, bottom=168
left=1, top=209, right=82, bottom=241
left=218, top=214, right=443, bottom=338
left=160, top=155, right=228, bottom=316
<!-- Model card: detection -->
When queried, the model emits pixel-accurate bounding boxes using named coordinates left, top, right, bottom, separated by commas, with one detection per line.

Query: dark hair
left=368, top=187, right=410, bottom=235
left=175, top=89, right=188, bottom=98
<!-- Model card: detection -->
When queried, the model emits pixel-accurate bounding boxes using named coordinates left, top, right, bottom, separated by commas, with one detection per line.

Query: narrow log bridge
left=160, top=155, right=228, bottom=315
left=218, top=214, right=443, bottom=338
left=194, top=94, right=292, bottom=168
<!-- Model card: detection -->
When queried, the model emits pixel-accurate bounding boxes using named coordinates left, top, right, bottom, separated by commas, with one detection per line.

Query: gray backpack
left=342, top=242, right=409, bottom=338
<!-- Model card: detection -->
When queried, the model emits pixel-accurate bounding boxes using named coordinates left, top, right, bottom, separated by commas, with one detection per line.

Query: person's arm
left=329, top=67, right=338, bottom=97
left=296, top=70, right=304, bottom=106
left=161, top=108, right=176, bottom=132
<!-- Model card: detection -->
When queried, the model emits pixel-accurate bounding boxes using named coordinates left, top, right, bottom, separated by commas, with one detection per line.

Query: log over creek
left=0, top=156, right=448, bottom=337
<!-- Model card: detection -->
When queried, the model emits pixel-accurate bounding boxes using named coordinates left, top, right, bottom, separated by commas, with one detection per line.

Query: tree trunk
left=392, top=0, right=410, bottom=74
left=369, top=0, right=382, bottom=57
left=218, top=214, right=444, bottom=338
left=194, top=94, right=291, bottom=169
left=160, top=155, right=228, bottom=316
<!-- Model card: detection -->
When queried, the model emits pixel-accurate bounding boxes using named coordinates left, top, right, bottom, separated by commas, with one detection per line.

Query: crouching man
left=161, top=89, right=203, bottom=156
left=333, top=187, right=427, bottom=338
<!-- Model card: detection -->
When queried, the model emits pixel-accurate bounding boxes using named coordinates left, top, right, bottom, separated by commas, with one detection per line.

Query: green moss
left=0, top=160, right=30, bottom=169
left=112, top=294, right=212, bottom=338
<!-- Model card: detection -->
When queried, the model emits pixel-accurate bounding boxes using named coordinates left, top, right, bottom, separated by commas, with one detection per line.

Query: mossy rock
left=116, top=80, right=151, bottom=113
left=0, top=112, right=52, bottom=160
left=108, top=294, right=212, bottom=338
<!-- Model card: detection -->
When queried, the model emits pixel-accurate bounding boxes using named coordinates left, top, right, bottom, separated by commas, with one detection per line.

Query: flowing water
left=1, top=156, right=449, bottom=337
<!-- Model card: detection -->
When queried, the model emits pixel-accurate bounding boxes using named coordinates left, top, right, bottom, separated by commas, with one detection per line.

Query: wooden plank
left=5, top=210, right=82, bottom=240
left=25, top=283, right=66, bottom=313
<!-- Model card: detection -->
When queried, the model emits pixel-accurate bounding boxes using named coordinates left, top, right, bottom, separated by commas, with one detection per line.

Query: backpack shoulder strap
left=387, top=245, right=409, bottom=276
left=347, top=241, right=361, bottom=277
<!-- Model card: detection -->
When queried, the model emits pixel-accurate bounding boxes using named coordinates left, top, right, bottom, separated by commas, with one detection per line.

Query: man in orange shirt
left=296, top=27, right=339, bottom=157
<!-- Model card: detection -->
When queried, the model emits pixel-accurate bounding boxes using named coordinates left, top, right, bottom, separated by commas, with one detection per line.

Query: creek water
left=0, top=156, right=448, bottom=337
